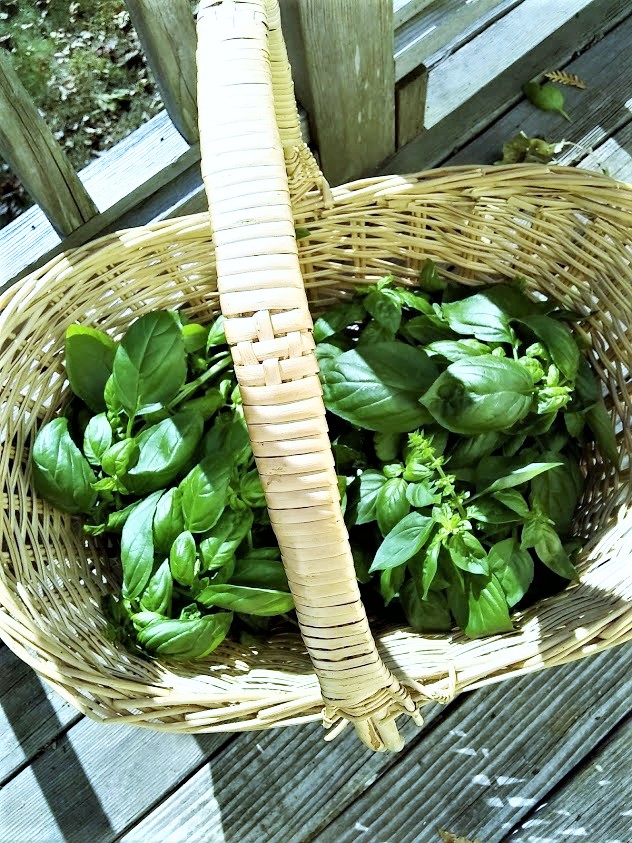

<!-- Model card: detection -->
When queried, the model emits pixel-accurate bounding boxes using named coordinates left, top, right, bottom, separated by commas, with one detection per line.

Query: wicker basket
left=0, top=0, right=630, bottom=751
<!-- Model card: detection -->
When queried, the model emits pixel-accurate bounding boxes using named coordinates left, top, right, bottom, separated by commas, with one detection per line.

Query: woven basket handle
left=196, top=0, right=420, bottom=750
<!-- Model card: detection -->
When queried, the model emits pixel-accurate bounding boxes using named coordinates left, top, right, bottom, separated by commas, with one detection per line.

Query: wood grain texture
left=280, top=0, right=394, bottom=185
left=381, top=0, right=631, bottom=174
left=395, top=0, right=521, bottom=81
left=0, top=50, right=98, bottom=236
left=0, top=714, right=232, bottom=843
left=0, top=646, right=80, bottom=785
left=424, top=0, right=615, bottom=127
left=448, top=13, right=632, bottom=168
left=0, top=110, right=193, bottom=289
left=126, top=0, right=198, bottom=144
left=119, top=703, right=450, bottom=843
left=314, top=645, right=632, bottom=843
left=397, top=65, right=429, bottom=148
left=506, top=717, right=632, bottom=843
left=393, top=0, right=438, bottom=30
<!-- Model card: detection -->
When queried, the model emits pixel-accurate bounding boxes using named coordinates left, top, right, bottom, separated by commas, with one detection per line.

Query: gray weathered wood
left=507, top=718, right=632, bottom=843
left=382, top=0, right=631, bottom=174
left=424, top=0, right=619, bottom=128
left=0, top=646, right=81, bottom=785
left=281, top=0, right=395, bottom=185
left=314, top=645, right=632, bottom=843
left=393, top=0, right=437, bottom=30
left=0, top=106, right=309, bottom=291
left=395, top=0, right=522, bottom=81
left=119, top=703, right=451, bottom=843
left=125, top=0, right=198, bottom=144
left=0, top=713, right=232, bottom=842
left=397, top=65, right=428, bottom=148
left=448, top=12, right=632, bottom=169
left=0, top=50, right=98, bottom=237
left=580, top=121, right=632, bottom=181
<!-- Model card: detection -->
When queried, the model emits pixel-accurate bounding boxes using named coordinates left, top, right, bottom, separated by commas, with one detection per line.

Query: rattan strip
left=196, top=0, right=417, bottom=745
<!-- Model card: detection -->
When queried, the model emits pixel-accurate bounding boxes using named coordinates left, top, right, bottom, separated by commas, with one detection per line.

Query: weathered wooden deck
left=1, top=7, right=631, bottom=843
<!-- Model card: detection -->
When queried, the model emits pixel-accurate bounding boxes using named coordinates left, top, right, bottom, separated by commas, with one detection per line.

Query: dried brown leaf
left=544, top=70, right=587, bottom=89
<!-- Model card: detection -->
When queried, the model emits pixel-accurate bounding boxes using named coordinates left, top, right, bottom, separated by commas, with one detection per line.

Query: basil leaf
left=180, top=389, right=224, bottom=422
left=523, top=521, right=578, bottom=579
left=406, top=480, right=440, bottom=509
left=374, top=431, right=402, bottom=463
left=572, top=356, right=600, bottom=409
left=376, top=477, right=410, bottom=536
left=313, top=300, right=365, bottom=342
left=199, top=509, right=253, bottom=572
left=364, top=289, right=402, bottom=334
left=479, top=459, right=563, bottom=495
left=418, top=259, right=447, bottom=292
left=140, top=559, right=173, bottom=615
left=137, top=612, right=232, bottom=659
left=482, top=284, right=548, bottom=319
left=564, top=410, right=585, bottom=439
left=153, top=487, right=185, bottom=555
left=448, top=532, right=489, bottom=575
left=425, top=339, right=491, bottom=363
left=488, top=538, right=534, bottom=607
left=585, top=399, right=619, bottom=466
left=466, top=497, right=522, bottom=525
left=121, top=490, right=163, bottom=600
left=408, top=537, right=440, bottom=599
left=370, top=512, right=435, bottom=572
left=231, top=552, right=288, bottom=591
left=465, top=574, right=513, bottom=638
left=32, top=417, right=97, bottom=514
left=404, top=314, right=455, bottom=344
left=520, top=315, right=579, bottom=381
left=169, top=530, right=197, bottom=586
left=348, top=470, right=387, bottom=526
left=491, top=489, right=530, bottom=517
left=65, top=325, right=117, bottom=413
left=180, top=452, right=232, bottom=533
left=400, top=579, right=452, bottom=632
left=112, top=311, right=186, bottom=416
left=442, top=293, right=515, bottom=344
left=196, top=584, right=294, bottom=616
left=530, top=456, right=583, bottom=535
left=101, top=438, right=139, bottom=478
left=124, top=410, right=204, bottom=494
left=206, top=315, right=227, bottom=351
left=421, top=356, right=534, bottom=435
left=447, top=432, right=502, bottom=469
left=380, top=564, right=406, bottom=606
left=322, top=342, right=438, bottom=433
left=182, top=323, right=208, bottom=354
left=391, top=288, right=434, bottom=313
left=104, top=499, right=141, bottom=532
left=201, top=412, right=252, bottom=467
left=358, top=320, right=395, bottom=345
left=83, top=413, right=113, bottom=466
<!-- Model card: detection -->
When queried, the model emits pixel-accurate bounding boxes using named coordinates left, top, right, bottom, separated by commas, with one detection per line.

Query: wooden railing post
left=0, top=50, right=98, bottom=238
left=280, top=0, right=395, bottom=185
left=125, top=0, right=198, bottom=145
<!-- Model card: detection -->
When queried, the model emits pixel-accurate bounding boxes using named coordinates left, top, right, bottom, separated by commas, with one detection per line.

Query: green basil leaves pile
left=32, top=311, right=292, bottom=661
left=318, top=269, right=617, bottom=638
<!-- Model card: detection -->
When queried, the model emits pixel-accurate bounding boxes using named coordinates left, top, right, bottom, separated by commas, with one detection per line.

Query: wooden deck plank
left=0, top=714, right=231, bottom=843
left=312, top=645, right=631, bottom=843
left=448, top=12, right=632, bottom=168
left=382, top=0, right=631, bottom=174
left=506, top=717, right=632, bottom=843
left=0, top=645, right=80, bottom=785
left=119, top=703, right=451, bottom=843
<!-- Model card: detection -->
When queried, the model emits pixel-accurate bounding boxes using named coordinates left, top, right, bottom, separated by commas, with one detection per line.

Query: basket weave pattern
left=0, top=0, right=630, bottom=748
